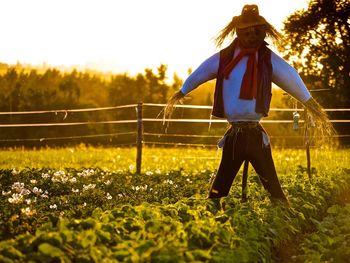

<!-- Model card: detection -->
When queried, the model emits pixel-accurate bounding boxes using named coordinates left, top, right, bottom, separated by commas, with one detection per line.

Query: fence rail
left=1, top=102, right=349, bottom=174
left=0, top=104, right=138, bottom=115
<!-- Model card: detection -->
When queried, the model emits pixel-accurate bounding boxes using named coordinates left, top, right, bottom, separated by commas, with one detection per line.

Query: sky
left=0, top=0, right=309, bottom=79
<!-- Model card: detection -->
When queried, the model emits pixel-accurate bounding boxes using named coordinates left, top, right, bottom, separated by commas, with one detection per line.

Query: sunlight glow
left=0, top=0, right=308, bottom=79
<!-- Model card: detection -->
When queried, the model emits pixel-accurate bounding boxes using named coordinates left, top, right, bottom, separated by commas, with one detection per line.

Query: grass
left=1, top=145, right=348, bottom=175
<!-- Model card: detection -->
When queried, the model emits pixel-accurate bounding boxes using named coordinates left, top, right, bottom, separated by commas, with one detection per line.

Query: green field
left=1, top=146, right=350, bottom=262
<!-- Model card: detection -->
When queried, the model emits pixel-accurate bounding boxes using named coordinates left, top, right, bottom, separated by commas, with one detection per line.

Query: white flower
left=132, top=185, right=148, bottom=192
left=54, top=170, right=65, bottom=176
left=11, top=182, right=24, bottom=192
left=72, top=188, right=79, bottom=193
left=146, top=171, right=153, bottom=176
left=11, top=182, right=30, bottom=196
left=52, top=170, right=68, bottom=183
left=41, top=191, right=49, bottom=198
left=69, top=177, right=77, bottom=183
left=129, top=165, right=135, bottom=170
left=8, top=193, right=24, bottom=204
left=21, top=189, right=31, bottom=195
left=118, top=194, right=123, bottom=198
left=77, top=169, right=95, bottom=177
left=49, top=204, right=57, bottom=209
left=11, top=169, right=19, bottom=175
left=163, top=179, right=174, bottom=185
left=25, top=199, right=32, bottom=205
left=104, top=180, right=112, bottom=185
left=106, top=193, right=112, bottom=200
left=2, top=190, right=11, bottom=196
left=32, top=187, right=43, bottom=195
left=21, top=207, right=35, bottom=216
left=82, top=184, right=96, bottom=191
left=30, top=179, right=37, bottom=184
left=41, top=173, right=50, bottom=179
left=83, top=202, right=87, bottom=207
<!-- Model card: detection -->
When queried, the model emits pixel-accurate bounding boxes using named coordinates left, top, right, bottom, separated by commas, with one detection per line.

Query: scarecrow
left=165, top=4, right=334, bottom=204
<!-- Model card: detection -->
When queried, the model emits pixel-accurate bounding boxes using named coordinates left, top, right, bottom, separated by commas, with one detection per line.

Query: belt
left=229, top=121, right=260, bottom=129
left=217, top=122, right=269, bottom=160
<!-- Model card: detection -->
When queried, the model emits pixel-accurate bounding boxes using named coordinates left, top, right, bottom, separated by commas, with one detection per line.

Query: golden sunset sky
left=0, top=0, right=308, bottom=79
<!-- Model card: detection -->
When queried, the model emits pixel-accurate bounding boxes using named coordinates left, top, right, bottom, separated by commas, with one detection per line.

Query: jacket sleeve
left=271, top=51, right=311, bottom=103
left=180, top=52, right=220, bottom=95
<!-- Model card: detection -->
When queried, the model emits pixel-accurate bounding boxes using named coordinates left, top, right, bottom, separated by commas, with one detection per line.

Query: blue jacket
left=212, top=39, right=272, bottom=118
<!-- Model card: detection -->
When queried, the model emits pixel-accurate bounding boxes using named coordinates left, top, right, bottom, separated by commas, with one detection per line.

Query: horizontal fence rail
left=0, top=104, right=138, bottom=115
left=0, top=132, right=137, bottom=142
left=0, top=120, right=138, bottom=128
left=143, top=103, right=350, bottom=112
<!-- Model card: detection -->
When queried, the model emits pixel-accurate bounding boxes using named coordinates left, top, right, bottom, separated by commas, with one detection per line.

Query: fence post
left=241, top=160, right=249, bottom=202
left=136, top=102, right=143, bottom=174
left=304, top=107, right=312, bottom=180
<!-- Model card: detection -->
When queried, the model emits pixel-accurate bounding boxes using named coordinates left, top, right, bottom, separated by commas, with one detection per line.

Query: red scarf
left=223, top=47, right=258, bottom=100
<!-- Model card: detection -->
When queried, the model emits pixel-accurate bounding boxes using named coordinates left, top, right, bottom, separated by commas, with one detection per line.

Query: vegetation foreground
left=0, top=146, right=350, bottom=262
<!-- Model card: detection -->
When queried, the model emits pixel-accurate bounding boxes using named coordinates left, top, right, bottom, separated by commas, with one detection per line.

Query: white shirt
left=180, top=47, right=311, bottom=122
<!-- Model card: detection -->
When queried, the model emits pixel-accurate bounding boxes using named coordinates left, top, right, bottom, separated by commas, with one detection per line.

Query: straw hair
left=303, top=98, right=337, bottom=146
left=215, top=20, right=282, bottom=48
left=163, top=91, right=184, bottom=120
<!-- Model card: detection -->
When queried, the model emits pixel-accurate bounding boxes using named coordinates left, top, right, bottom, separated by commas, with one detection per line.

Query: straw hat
left=233, top=4, right=268, bottom=29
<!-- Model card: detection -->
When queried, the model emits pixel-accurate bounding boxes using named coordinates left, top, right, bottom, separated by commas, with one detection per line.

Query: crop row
left=0, top=164, right=349, bottom=262
left=291, top=203, right=350, bottom=262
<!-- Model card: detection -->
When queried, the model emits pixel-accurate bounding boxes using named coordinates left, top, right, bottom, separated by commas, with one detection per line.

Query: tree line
left=0, top=64, right=183, bottom=112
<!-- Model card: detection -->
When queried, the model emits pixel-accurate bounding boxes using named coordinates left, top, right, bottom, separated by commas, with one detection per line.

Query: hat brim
left=234, top=16, right=268, bottom=29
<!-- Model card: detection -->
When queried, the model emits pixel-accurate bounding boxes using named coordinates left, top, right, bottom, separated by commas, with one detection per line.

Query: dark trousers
left=208, top=125, right=288, bottom=202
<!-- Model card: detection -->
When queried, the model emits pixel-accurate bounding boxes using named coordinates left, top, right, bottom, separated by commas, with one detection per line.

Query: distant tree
left=170, top=72, right=183, bottom=98
left=144, top=64, right=169, bottom=103
left=59, top=71, right=81, bottom=106
left=2, top=69, right=18, bottom=111
left=108, top=73, right=137, bottom=105
left=281, top=0, right=350, bottom=108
